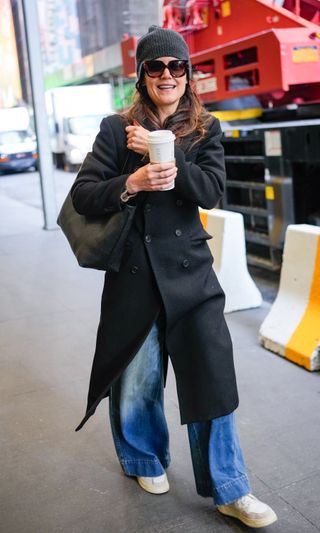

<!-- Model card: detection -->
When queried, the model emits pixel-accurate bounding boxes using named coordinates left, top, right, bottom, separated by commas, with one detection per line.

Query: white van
left=45, top=84, right=114, bottom=170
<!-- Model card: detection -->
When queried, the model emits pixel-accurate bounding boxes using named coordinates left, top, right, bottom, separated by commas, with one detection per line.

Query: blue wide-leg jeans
left=109, top=321, right=251, bottom=505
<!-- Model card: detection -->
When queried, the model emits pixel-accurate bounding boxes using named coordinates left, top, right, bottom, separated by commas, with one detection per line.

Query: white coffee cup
left=147, top=130, right=176, bottom=190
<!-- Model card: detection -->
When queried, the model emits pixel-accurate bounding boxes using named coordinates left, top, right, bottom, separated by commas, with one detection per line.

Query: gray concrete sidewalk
left=1, top=179, right=320, bottom=533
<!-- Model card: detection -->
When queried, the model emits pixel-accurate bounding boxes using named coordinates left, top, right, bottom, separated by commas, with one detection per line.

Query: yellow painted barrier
left=260, top=225, right=320, bottom=371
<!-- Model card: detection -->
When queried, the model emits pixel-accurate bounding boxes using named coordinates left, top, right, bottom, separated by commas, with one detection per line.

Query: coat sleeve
left=71, top=116, right=130, bottom=216
left=174, top=118, right=226, bottom=209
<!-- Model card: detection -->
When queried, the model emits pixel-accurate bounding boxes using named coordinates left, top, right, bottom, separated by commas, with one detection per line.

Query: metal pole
left=22, top=0, right=57, bottom=230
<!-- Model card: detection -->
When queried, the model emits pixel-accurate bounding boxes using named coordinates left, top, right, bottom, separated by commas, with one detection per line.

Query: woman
left=71, top=26, right=277, bottom=529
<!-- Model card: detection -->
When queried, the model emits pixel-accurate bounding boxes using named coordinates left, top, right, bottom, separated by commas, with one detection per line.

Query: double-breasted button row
left=145, top=231, right=182, bottom=242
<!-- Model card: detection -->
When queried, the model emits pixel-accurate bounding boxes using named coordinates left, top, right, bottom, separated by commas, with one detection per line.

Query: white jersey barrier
left=199, top=208, right=262, bottom=313
left=259, top=224, right=320, bottom=371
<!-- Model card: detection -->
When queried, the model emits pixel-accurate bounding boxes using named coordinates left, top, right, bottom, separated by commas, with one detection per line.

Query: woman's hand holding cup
left=126, top=162, right=177, bottom=193
left=125, top=127, right=177, bottom=193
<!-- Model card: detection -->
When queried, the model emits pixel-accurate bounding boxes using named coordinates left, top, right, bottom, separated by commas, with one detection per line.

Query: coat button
left=145, top=234, right=151, bottom=243
left=182, top=259, right=190, bottom=268
left=176, top=199, right=183, bottom=207
left=175, top=229, right=182, bottom=237
left=130, top=265, right=139, bottom=274
left=144, top=203, right=151, bottom=213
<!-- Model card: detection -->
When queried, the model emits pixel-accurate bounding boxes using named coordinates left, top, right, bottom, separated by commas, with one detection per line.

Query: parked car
left=0, top=107, right=38, bottom=173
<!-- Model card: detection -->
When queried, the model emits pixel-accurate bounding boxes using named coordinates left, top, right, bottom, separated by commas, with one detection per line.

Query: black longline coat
left=71, top=114, right=239, bottom=431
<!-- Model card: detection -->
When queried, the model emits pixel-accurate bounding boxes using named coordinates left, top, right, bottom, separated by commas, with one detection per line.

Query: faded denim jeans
left=109, top=320, right=251, bottom=505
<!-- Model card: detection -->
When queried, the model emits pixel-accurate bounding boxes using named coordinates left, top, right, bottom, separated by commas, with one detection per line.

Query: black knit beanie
left=136, top=25, right=192, bottom=80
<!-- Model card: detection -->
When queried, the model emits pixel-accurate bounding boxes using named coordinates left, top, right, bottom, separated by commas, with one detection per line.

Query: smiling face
left=143, top=56, right=188, bottom=121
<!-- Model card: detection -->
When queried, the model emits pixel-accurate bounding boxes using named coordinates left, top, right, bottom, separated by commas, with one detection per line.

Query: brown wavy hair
left=122, top=78, right=213, bottom=149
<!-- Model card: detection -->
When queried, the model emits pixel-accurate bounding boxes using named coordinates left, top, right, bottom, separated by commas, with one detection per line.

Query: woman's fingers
left=147, top=165, right=177, bottom=190
left=148, top=162, right=176, bottom=171
left=149, top=163, right=177, bottom=179
left=149, top=178, right=175, bottom=190
left=126, top=161, right=177, bottom=193
left=159, top=167, right=177, bottom=179
left=148, top=173, right=176, bottom=186
left=126, top=125, right=149, bottom=155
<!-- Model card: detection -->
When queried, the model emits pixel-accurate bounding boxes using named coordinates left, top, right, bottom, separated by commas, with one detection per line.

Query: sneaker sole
left=137, top=477, right=170, bottom=495
left=217, top=506, right=278, bottom=528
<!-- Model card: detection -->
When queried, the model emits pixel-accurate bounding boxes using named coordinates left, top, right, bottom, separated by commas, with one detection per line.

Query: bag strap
left=121, top=150, right=131, bottom=174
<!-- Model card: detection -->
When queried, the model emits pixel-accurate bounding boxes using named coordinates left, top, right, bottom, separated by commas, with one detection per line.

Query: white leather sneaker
left=217, top=493, right=277, bottom=528
left=137, top=473, right=170, bottom=494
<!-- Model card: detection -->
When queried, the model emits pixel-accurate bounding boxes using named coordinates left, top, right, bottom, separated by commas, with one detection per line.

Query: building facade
left=0, top=0, right=22, bottom=107
left=9, top=0, right=163, bottom=109
left=77, top=0, right=162, bottom=55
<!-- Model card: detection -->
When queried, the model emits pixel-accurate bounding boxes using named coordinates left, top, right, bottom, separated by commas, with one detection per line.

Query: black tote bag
left=57, top=151, right=137, bottom=272
left=57, top=194, right=136, bottom=272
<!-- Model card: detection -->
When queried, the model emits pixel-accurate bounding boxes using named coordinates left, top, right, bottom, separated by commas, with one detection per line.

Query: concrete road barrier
left=199, top=208, right=262, bottom=313
left=259, top=224, right=320, bottom=371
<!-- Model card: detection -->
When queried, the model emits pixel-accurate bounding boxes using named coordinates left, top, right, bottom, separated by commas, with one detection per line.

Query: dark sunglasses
left=143, top=59, right=188, bottom=78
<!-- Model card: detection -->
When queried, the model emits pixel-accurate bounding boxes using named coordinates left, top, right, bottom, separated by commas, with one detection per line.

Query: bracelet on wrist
left=120, top=188, right=137, bottom=203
